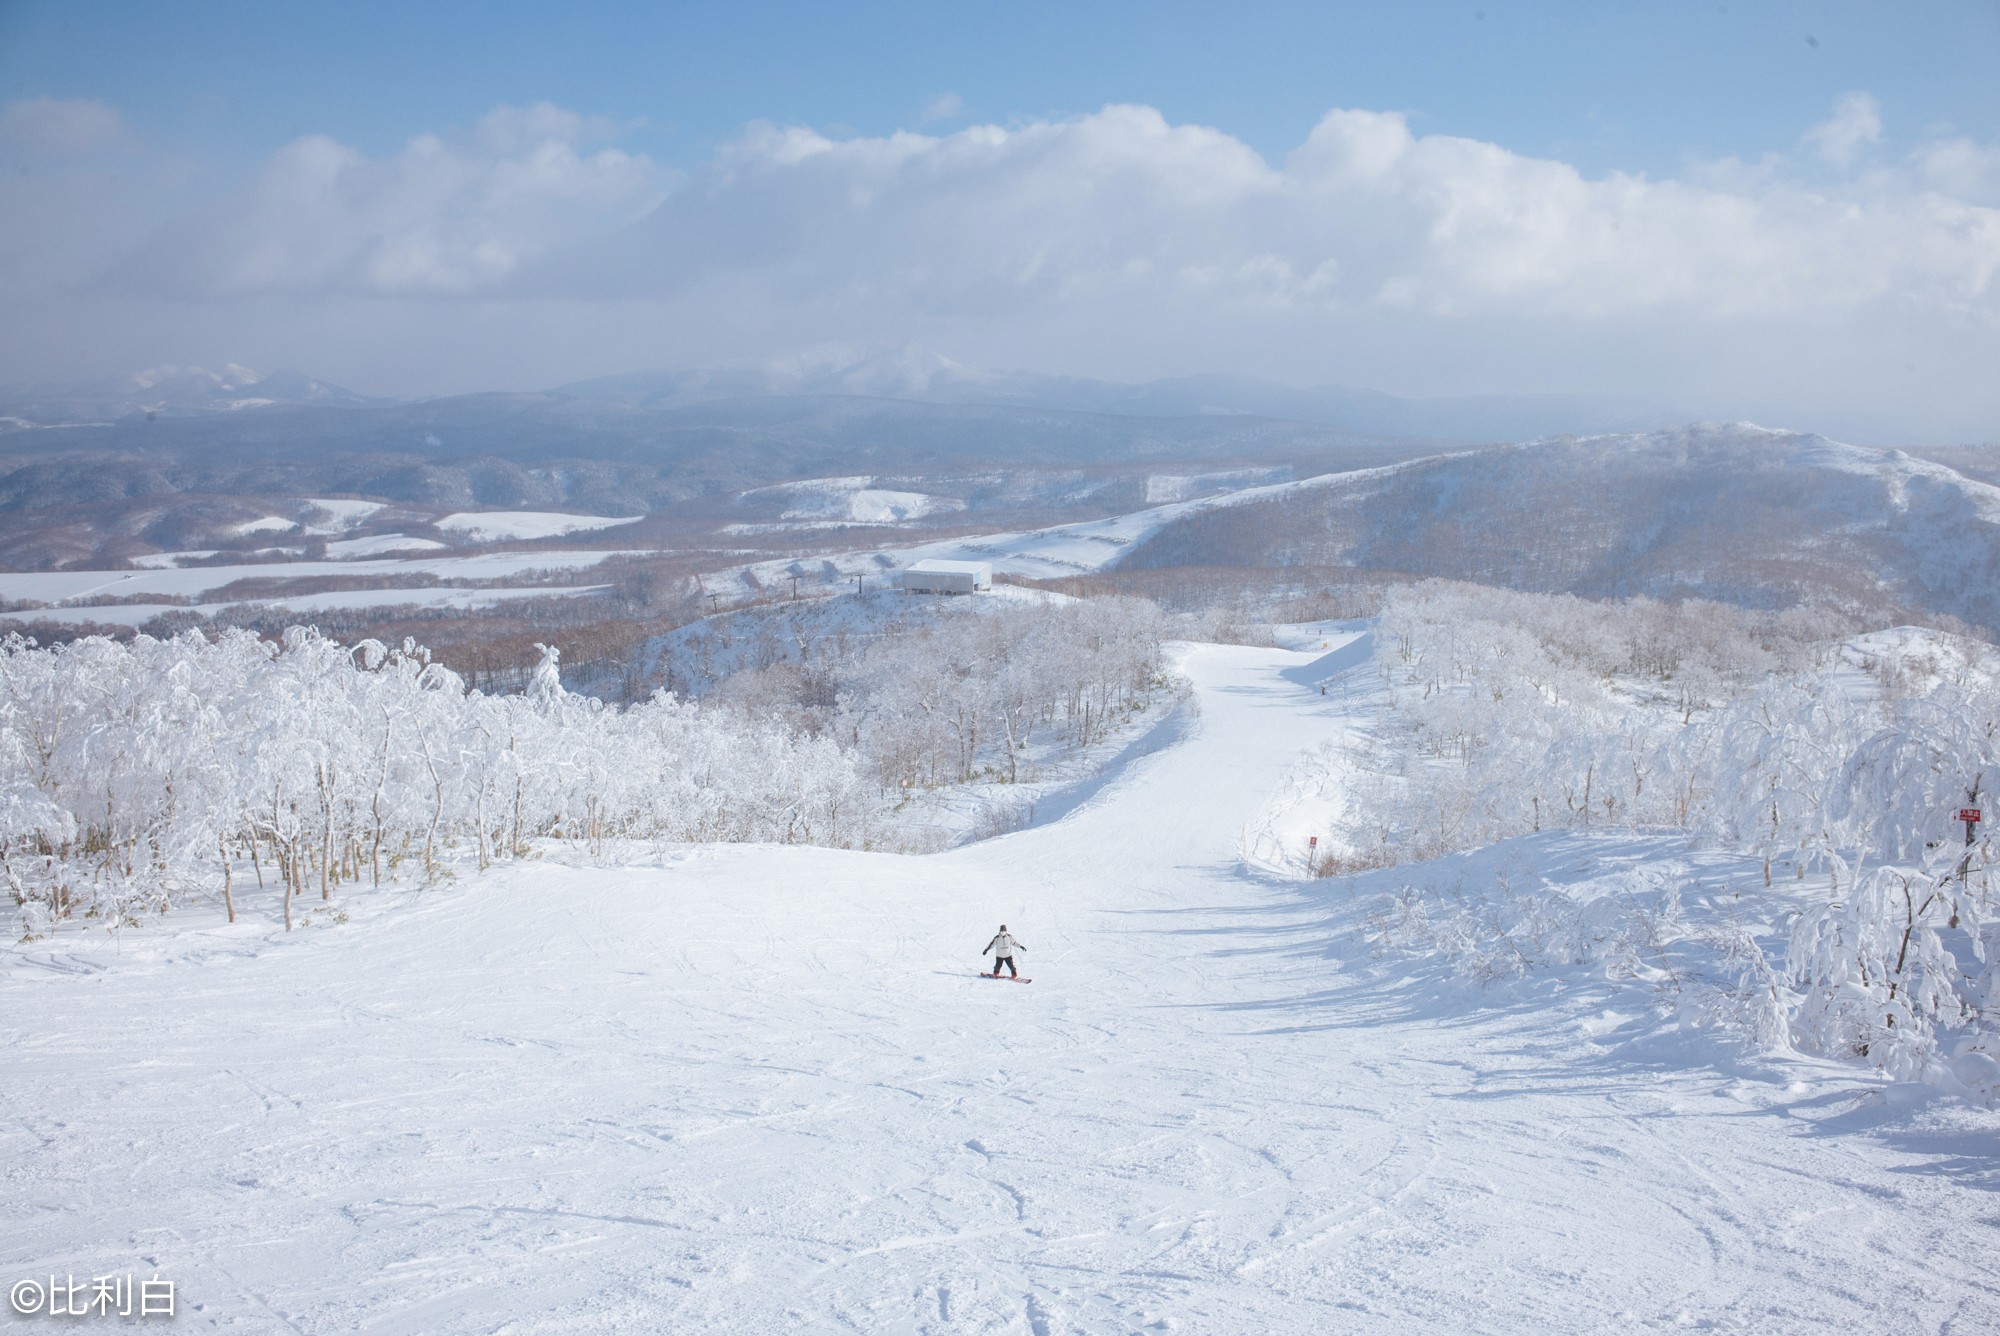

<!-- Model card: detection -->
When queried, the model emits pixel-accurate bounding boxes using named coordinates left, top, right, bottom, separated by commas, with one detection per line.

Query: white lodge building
left=901, top=559, right=993, bottom=595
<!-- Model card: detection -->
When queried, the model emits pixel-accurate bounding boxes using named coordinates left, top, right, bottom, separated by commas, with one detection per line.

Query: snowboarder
left=983, top=925, right=1025, bottom=978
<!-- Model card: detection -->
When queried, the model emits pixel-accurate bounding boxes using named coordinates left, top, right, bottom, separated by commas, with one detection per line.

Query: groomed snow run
left=4, top=638, right=1995, bottom=1332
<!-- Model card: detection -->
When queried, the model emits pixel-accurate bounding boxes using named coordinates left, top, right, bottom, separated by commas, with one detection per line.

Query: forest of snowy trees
left=11, top=569, right=1997, bottom=1095
left=0, top=596, right=1169, bottom=937
left=1331, top=581, right=2000, bottom=1093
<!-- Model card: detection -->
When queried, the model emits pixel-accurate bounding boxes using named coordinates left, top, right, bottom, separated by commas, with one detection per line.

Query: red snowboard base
left=981, top=972, right=1033, bottom=983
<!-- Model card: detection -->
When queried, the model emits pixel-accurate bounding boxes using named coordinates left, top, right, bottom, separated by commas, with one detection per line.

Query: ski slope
left=3, top=638, right=1995, bottom=1333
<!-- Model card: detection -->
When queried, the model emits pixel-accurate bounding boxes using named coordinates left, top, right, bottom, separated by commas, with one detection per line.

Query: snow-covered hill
left=691, top=423, right=2000, bottom=633
left=551, top=345, right=1673, bottom=441
left=5, top=635, right=1993, bottom=1331
left=0, top=364, right=386, bottom=424
left=1119, top=423, right=2000, bottom=631
left=733, top=475, right=968, bottom=529
left=700, top=467, right=1371, bottom=601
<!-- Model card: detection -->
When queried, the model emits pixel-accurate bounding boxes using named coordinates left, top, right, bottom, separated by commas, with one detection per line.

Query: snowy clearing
left=767, top=477, right=966, bottom=524
left=126, top=534, right=446, bottom=568
left=303, top=499, right=387, bottom=533
left=127, top=550, right=221, bottom=569
left=321, top=534, right=448, bottom=558
left=4, top=636, right=1994, bottom=1332
left=435, top=511, right=643, bottom=542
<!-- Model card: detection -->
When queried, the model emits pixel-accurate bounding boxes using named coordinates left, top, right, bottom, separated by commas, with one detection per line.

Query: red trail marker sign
left=1960, top=808, right=1982, bottom=823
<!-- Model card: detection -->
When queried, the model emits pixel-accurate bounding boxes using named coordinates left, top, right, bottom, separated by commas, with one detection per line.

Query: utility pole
left=854, top=573, right=864, bottom=595
left=790, top=574, right=799, bottom=601
left=708, top=592, right=721, bottom=613
left=1958, top=771, right=1983, bottom=886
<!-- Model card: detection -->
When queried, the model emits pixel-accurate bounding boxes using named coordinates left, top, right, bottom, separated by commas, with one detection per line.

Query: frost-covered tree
left=1347, top=580, right=1999, bottom=1096
left=1, top=595, right=1174, bottom=938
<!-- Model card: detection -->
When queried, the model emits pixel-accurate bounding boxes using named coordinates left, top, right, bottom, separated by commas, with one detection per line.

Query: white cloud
left=1913, top=135, right=2000, bottom=208
left=48, top=96, right=2000, bottom=322
left=4, top=97, right=1999, bottom=438
left=921, top=93, right=964, bottom=123
left=0, top=96, right=127, bottom=154
left=138, top=104, right=669, bottom=296
left=1804, top=91, right=1883, bottom=168
left=605, top=101, right=1998, bottom=328
left=475, top=101, right=631, bottom=153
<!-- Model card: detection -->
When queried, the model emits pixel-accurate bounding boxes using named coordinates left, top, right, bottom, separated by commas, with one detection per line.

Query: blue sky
left=2, top=2, right=1998, bottom=440
left=6, top=1, right=1994, bottom=177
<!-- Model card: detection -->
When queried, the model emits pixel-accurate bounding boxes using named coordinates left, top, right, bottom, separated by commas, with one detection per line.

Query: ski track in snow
left=3, top=639, right=1997, bottom=1333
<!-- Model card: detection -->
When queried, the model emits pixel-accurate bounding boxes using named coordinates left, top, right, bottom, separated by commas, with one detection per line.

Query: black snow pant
left=993, top=956, right=1017, bottom=977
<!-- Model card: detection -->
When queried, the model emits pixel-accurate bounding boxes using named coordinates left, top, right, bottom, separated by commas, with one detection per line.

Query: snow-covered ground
left=435, top=511, right=643, bottom=542
left=722, top=480, right=969, bottom=535
left=0, top=584, right=610, bottom=628
left=752, top=476, right=967, bottom=525
left=0, top=550, right=631, bottom=606
left=128, top=535, right=447, bottom=567
left=303, top=499, right=387, bottom=534
left=1140, top=467, right=1291, bottom=504
left=321, top=533, right=448, bottom=558
left=231, top=515, right=299, bottom=536
left=127, top=549, right=223, bottom=569
left=713, top=463, right=1421, bottom=600
left=5, top=635, right=1994, bottom=1332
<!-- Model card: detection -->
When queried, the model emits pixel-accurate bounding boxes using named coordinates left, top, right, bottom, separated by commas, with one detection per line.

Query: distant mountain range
left=12, top=359, right=1998, bottom=637
left=551, top=346, right=1680, bottom=442
left=0, top=371, right=1452, bottom=570
left=0, top=365, right=387, bottom=423
left=2, top=347, right=1678, bottom=444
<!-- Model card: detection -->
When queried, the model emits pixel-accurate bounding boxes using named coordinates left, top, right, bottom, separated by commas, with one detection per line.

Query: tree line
left=1338, top=580, right=1999, bottom=1093
left=1, top=595, right=1171, bottom=937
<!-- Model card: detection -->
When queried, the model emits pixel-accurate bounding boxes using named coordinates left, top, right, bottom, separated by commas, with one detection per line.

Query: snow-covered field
left=0, top=584, right=609, bottom=627
left=0, top=550, right=630, bottom=606
left=321, top=534, right=448, bottom=559
left=130, top=535, right=447, bottom=567
left=757, top=476, right=966, bottom=525
left=128, top=549, right=223, bottom=569
left=5, top=636, right=1993, bottom=1332
left=436, top=511, right=643, bottom=542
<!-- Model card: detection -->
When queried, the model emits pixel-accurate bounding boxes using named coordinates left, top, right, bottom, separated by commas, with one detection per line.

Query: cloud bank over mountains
left=3, top=95, right=1996, bottom=441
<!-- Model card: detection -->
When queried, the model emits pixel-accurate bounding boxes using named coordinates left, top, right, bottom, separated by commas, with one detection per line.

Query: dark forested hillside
left=1117, top=425, right=2000, bottom=632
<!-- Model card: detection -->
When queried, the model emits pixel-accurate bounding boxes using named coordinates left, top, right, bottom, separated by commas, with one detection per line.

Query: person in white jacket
left=983, top=925, right=1025, bottom=978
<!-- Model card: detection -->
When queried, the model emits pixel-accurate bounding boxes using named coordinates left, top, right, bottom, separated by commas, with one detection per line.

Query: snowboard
left=981, top=972, right=1033, bottom=983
